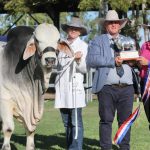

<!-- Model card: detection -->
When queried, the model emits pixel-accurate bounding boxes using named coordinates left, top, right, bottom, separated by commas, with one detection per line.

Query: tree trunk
left=45, top=5, right=60, bottom=30
left=99, top=0, right=108, bottom=34
left=142, top=3, right=148, bottom=42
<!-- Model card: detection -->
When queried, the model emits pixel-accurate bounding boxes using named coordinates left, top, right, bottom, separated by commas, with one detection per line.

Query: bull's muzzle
left=41, top=46, right=57, bottom=68
left=45, top=57, right=56, bottom=67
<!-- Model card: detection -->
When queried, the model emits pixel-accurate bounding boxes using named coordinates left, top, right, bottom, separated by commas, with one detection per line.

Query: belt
left=111, top=83, right=129, bottom=88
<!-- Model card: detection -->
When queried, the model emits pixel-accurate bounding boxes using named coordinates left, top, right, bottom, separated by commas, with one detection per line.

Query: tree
left=0, top=13, right=53, bottom=35
left=79, top=0, right=150, bottom=48
left=0, top=0, right=150, bottom=43
left=0, top=0, right=81, bottom=28
left=78, top=0, right=100, bottom=10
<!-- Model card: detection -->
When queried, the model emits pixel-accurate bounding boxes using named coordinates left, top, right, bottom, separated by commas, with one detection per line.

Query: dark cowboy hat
left=99, top=10, right=128, bottom=29
left=61, top=16, right=87, bottom=36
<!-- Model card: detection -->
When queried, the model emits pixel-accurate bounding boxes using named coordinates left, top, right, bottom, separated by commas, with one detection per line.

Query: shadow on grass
left=83, top=138, right=119, bottom=150
left=0, top=133, right=65, bottom=150
left=0, top=133, right=119, bottom=150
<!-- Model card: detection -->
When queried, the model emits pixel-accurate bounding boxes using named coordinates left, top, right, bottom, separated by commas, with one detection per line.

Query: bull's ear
left=23, top=37, right=36, bottom=60
left=57, top=41, right=73, bottom=57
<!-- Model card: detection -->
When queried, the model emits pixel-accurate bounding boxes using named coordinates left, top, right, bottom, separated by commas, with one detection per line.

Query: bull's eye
left=34, top=37, right=39, bottom=44
left=29, top=43, right=35, bottom=47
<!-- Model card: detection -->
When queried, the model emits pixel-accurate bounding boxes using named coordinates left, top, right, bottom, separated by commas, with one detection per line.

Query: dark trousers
left=140, top=78, right=146, bottom=95
left=97, top=85, right=134, bottom=150
left=60, top=108, right=83, bottom=150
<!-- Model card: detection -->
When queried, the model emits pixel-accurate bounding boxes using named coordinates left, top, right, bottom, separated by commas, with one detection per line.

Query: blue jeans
left=60, top=108, right=83, bottom=150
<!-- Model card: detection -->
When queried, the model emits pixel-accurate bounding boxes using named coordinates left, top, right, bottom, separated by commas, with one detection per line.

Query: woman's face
left=67, top=27, right=81, bottom=39
left=105, top=21, right=121, bottom=37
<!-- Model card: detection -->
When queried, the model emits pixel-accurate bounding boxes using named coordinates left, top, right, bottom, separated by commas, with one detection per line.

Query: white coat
left=55, top=37, right=88, bottom=108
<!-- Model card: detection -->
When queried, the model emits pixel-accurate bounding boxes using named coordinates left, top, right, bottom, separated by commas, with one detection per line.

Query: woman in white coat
left=55, top=16, right=88, bottom=150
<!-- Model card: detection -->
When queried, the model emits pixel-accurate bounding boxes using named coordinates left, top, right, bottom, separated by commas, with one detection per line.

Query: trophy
left=114, top=36, right=139, bottom=60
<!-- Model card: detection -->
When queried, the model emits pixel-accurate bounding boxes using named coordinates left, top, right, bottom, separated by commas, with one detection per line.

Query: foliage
left=0, top=13, right=53, bottom=35
left=108, top=0, right=148, bottom=15
left=0, top=0, right=150, bottom=14
left=4, top=0, right=30, bottom=13
left=0, top=0, right=59, bottom=13
left=78, top=0, right=100, bottom=11
left=0, top=0, right=150, bottom=44
left=108, top=0, right=131, bottom=12
left=108, top=0, right=149, bottom=13
left=78, top=0, right=150, bottom=12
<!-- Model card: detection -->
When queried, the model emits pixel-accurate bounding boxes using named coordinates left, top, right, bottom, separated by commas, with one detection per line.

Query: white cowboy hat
left=99, top=10, right=128, bottom=29
left=61, top=16, right=87, bottom=36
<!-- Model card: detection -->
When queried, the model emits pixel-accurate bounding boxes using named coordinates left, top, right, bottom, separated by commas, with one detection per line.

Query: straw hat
left=61, top=16, right=87, bottom=36
left=99, top=10, right=128, bottom=29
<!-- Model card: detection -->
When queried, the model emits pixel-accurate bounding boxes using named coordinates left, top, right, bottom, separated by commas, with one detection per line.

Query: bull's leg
left=26, top=129, right=35, bottom=150
left=0, top=100, right=14, bottom=150
left=1, top=129, right=12, bottom=150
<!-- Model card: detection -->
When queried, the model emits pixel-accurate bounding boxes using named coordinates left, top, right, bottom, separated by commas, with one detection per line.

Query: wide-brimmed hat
left=99, top=10, right=128, bottom=29
left=61, top=16, right=87, bottom=36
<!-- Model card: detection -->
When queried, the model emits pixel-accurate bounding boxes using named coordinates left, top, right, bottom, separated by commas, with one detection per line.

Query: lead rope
left=55, top=56, right=78, bottom=139
left=55, top=57, right=75, bottom=84
left=72, top=61, right=78, bottom=140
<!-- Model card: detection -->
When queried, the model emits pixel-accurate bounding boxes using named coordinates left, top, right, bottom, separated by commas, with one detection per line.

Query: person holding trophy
left=86, top=10, right=137, bottom=150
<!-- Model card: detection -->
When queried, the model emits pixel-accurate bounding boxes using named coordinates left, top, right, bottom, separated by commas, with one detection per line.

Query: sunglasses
left=107, top=21, right=120, bottom=24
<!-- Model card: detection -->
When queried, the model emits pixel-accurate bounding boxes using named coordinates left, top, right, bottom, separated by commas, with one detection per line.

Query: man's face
left=105, top=21, right=121, bottom=36
left=67, top=27, right=81, bottom=39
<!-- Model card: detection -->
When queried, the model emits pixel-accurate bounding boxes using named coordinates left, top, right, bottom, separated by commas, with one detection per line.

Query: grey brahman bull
left=0, top=23, right=60, bottom=150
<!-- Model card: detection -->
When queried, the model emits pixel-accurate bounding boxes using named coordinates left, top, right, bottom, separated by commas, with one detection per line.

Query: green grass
left=0, top=100, right=149, bottom=150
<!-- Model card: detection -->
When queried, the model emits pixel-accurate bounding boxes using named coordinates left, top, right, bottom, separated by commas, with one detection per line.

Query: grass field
left=0, top=100, right=149, bottom=150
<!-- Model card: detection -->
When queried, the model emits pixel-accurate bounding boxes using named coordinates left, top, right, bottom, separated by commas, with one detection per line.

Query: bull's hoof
left=26, top=147, right=35, bottom=150
left=26, top=144, right=35, bottom=150
left=1, top=144, right=11, bottom=150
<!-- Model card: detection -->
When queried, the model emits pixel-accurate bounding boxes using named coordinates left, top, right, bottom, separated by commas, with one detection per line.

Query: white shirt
left=54, top=37, right=88, bottom=108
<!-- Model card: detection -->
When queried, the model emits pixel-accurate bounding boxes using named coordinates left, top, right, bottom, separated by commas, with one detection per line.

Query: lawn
left=0, top=100, right=149, bottom=150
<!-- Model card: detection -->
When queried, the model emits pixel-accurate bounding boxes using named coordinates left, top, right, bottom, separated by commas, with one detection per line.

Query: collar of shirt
left=107, top=33, right=120, bottom=44
left=66, top=37, right=80, bottom=45
left=66, top=37, right=81, bottom=53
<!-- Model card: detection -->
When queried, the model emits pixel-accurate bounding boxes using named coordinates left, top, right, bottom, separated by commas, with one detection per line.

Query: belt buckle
left=112, top=83, right=127, bottom=88
left=118, top=83, right=122, bottom=87
left=118, top=83, right=126, bottom=87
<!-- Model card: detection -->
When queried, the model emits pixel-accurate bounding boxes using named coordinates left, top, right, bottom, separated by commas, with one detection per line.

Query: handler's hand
left=74, top=51, right=83, bottom=63
left=115, top=56, right=123, bottom=66
left=136, top=56, right=149, bottom=66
